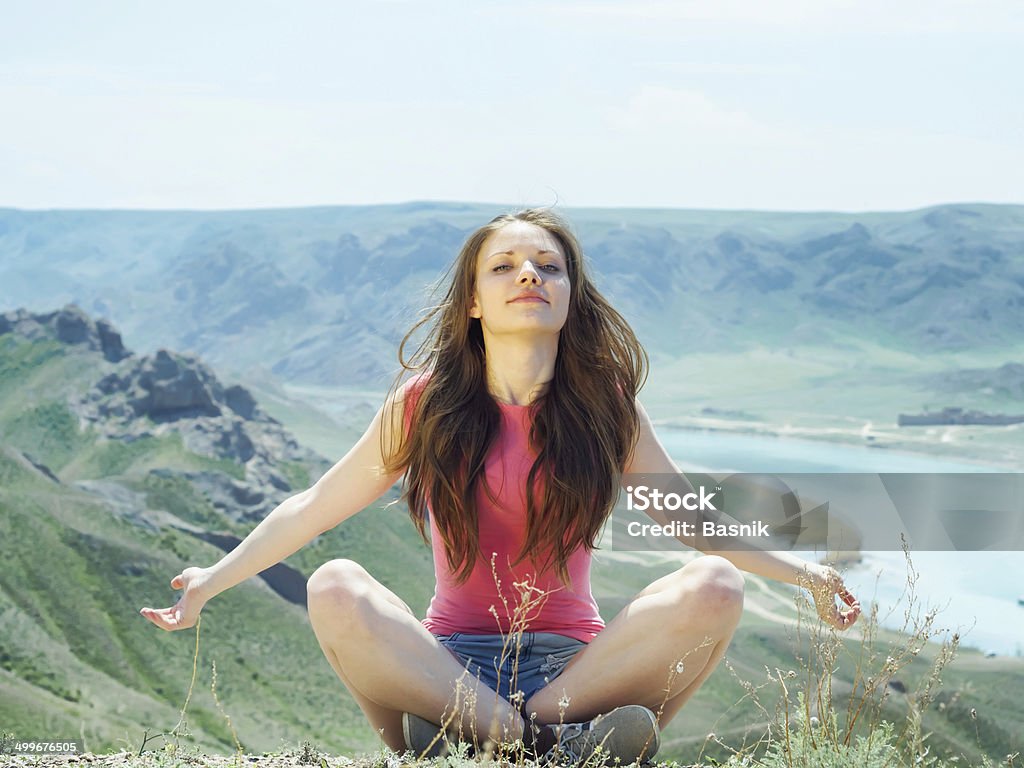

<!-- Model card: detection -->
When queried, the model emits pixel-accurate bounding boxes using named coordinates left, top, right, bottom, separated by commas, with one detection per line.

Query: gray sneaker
left=546, top=705, right=660, bottom=766
left=402, top=712, right=448, bottom=758
left=402, top=712, right=480, bottom=759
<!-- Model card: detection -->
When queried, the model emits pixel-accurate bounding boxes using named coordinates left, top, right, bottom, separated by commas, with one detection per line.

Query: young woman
left=141, top=208, right=861, bottom=764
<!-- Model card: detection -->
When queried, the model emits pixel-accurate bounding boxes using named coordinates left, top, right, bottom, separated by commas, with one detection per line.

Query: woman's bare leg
left=306, top=559, right=525, bottom=751
left=524, top=555, right=745, bottom=727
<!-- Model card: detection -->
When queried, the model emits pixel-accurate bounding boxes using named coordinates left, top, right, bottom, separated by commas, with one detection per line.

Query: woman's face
left=469, top=221, right=572, bottom=339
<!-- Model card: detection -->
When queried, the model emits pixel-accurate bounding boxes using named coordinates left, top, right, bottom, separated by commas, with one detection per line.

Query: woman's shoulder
left=399, top=370, right=432, bottom=403
left=394, top=370, right=434, bottom=432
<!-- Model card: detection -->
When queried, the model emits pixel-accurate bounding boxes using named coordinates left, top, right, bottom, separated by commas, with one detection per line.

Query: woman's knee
left=306, top=558, right=374, bottom=623
left=675, top=555, right=745, bottom=621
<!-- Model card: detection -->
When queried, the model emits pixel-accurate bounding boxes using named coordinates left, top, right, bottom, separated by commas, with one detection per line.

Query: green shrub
left=749, top=703, right=900, bottom=768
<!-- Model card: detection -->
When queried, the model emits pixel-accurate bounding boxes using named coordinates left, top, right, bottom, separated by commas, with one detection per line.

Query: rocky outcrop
left=76, top=348, right=322, bottom=522
left=92, top=348, right=265, bottom=423
left=0, top=304, right=130, bottom=363
left=3, top=305, right=325, bottom=525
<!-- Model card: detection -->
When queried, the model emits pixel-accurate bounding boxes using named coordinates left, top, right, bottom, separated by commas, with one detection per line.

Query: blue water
left=658, top=427, right=1024, bottom=656
left=658, top=428, right=1005, bottom=474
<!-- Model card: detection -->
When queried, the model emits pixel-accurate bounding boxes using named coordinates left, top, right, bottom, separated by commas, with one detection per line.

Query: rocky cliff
left=1, top=303, right=325, bottom=526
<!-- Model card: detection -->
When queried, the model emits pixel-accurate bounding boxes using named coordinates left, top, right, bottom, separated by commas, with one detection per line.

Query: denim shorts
left=434, top=632, right=587, bottom=707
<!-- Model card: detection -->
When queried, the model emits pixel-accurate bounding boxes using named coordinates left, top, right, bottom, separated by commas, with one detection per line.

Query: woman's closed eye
left=493, top=264, right=561, bottom=273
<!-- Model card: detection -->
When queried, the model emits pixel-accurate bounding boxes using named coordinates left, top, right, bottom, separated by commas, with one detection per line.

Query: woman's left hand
left=806, top=564, right=861, bottom=630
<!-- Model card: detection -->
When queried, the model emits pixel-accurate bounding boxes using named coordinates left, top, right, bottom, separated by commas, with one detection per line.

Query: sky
left=1, top=0, right=1021, bottom=212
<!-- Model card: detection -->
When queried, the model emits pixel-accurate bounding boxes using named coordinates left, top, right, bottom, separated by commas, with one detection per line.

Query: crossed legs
left=306, top=555, right=744, bottom=750
left=523, top=555, right=745, bottom=726
left=306, top=559, right=522, bottom=751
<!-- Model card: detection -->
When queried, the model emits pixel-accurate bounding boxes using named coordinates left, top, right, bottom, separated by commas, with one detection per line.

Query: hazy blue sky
left=2, top=0, right=1021, bottom=211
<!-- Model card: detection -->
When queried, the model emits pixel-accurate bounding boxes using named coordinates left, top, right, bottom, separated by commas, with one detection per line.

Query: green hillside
left=0, top=332, right=432, bottom=756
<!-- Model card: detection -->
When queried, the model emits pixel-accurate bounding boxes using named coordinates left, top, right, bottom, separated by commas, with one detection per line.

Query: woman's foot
left=402, top=711, right=481, bottom=758
left=404, top=704, right=661, bottom=765
left=535, top=704, right=661, bottom=765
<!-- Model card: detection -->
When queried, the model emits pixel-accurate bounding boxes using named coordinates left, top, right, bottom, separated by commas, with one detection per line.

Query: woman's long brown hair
left=382, top=208, right=648, bottom=584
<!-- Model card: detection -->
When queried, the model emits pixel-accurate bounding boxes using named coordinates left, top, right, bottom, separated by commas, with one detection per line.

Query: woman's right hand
left=139, top=566, right=213, bottom=631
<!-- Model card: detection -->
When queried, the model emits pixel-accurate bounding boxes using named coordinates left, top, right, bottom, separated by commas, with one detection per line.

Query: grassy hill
left=0, top=331, right=432, bottom=756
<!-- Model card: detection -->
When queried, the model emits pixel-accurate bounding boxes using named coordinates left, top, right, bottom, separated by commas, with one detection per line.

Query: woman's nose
left=516, top=262, right=542, bottom=284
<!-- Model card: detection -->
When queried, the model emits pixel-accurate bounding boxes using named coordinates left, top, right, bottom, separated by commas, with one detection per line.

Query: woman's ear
left=469, top=294, right=481, bottom=319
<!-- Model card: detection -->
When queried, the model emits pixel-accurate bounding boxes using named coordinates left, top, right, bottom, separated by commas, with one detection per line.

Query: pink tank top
left=403, top=378, right=604, bottom=643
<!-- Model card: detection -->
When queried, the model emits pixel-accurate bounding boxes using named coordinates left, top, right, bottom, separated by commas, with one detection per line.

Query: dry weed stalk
left=168, top=613, right=203, bottom=752
left=487, top=552, right=556, bottom=762
left=790, top=541, right=962, bottom=764
left=410, top=554, right=558, bottom=761
left=210, top=659, right=244, bottom=759
left=162, top=614, right=245, bottom=761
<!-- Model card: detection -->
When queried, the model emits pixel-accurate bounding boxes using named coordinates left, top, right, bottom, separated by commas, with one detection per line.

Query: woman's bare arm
left=623, top=398, right=861, bottom=629
left=140, top=388, right=406, bottom=631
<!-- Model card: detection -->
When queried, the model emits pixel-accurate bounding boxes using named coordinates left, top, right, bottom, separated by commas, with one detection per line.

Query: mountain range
left=1, top=203, right=1021, bottom=391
